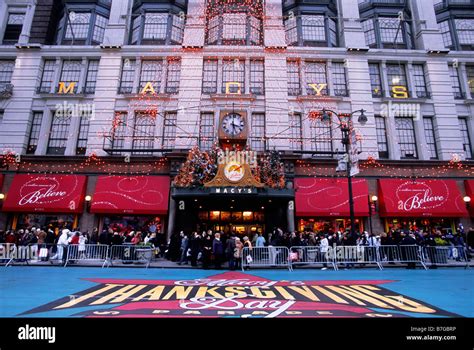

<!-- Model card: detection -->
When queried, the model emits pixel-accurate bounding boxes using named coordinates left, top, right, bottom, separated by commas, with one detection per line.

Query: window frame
left=423, top=117, right=438, bottom=160
left=395, top=117, right=418, bottom=159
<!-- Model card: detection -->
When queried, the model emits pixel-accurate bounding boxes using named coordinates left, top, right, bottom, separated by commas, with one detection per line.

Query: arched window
left=56, top=3, right=110, bottom=45
left=205, top=0, right=263, bottom=46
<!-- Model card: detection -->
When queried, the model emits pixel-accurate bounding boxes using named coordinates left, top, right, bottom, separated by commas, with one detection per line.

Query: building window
left=332, top=62, right=348, bottom=97
left=47, top=113, right=71, bottom=155
left=165, top=59, right=181, bottom=94
left=387, top=64, right=409, bottom=98
left=310, top=118, right=333, bottom=157
left=369, top=63, right=383, bottom=97
left=250, top=113, right=266, bottom=152
left=455, top=19, right=474, bottom=48
left=61, top=10, right=109, bottom=45
left=285, top=16, right=298, bottom=45
left=3, top=12, right=25, bottom=45
left=287, top=60, right=301, bottom=96
left=467, top=65, right=474, bottom=96
left=111, top=112, right=127, bottom=150
left=285, top=14, right=338, bottom=47
left=202, top=59, right=218, bottom=94
left=305, top=62, right=328, bottom=96
left=362, top=16, right=413, bottom=49
left=375, top=116, right=389, bottom=159
left=132, top=112, right=156, bottom=154
left=459, top=117, right=473, bottom=160
left=250, top=60, right=264, bottom=95
left=222, top=59, right=245, bottom=94
left=139, top=60, right=163, bottom=94
left=58, top=60, right=82, bottom=93
left=289, top=113, right=302, bottom=151
left=205, top=0, right=263, bottom=46
left=449, top=65, right=463, bottom=99
left=423, top=117, right=438, bottom=160
left=143, top=13, right=168, bottom=41
left=438, top=21, right=453, bottom=49
left=27, top=112, right=43, bottom=155
left=395, top=117, right=417, bottom=159
left=38, top=60, right=56, bottom=93
left=412, top=64, right=429, bottom=98
left=84, top=60, right=99, bottom=94
left=0, top=110, right=3, bottom=124
left=438, top=18, right=474, bottom=51
left=118, top=59, right=136, bottom=94
left=163, top=112, right=177, bottom=148
left=0, top=60, right=15, bottom=91
left=76, top=115, right=90, bottom=155
left=199, top=112, right=215, bottom=151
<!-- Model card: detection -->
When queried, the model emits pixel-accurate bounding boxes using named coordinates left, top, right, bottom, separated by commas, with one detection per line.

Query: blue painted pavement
left=0, top=267, right=472, bottom=318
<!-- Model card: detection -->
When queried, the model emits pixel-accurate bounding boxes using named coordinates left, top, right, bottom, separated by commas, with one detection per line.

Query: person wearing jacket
left=178, top=232, right=189, bottom=265
left=225, top=234, right=237, bottom=270
left=52, top=229, right=70, bottom=262
left=319, top=234, right=329, bottom=270
left=212, top=233, right=224, bottom=269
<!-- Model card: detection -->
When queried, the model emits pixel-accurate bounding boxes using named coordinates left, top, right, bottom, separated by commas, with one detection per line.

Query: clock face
left=222, top=113, right=245, bottom=136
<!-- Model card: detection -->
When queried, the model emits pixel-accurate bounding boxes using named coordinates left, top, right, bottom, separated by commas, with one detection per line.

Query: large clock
left=222, top=113, right=245, bottom=136
left=218, top=111, right=248, bottom=145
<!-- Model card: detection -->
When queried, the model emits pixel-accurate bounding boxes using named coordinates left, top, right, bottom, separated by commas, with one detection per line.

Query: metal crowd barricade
left=65, top=244, right=109, bottom=267
left=333, top=245, right=382, bottom=270
left=25, top=243, right=70, bottom=266
left=378, top=245, right=427, bottom=270
left=241, top=246, right=292, bottom=271
left=106, top=244, right=154, bottom=268
left=0, top=243, right=17, bottom=267
left=422, top=245, right=469, bottom=269
left=289, top=246, right=337, bottom=270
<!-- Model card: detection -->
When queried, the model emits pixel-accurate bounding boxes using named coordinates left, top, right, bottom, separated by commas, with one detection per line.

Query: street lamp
left=464, top=196, right=471, bottom=209
left=369, top=195, right=378, bottom=234
left=319, top=108, right=367, bottom=235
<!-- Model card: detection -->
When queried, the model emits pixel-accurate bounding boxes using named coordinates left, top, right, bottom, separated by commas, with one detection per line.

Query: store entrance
left=174, top=196, right=289, bottom=238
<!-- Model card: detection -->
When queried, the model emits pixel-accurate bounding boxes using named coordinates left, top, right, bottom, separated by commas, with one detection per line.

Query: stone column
left=167, top=197, right=177, bottom=240
left=287, top=200, right=295, bottom=233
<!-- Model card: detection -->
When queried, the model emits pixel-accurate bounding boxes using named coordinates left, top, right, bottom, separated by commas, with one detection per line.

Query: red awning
left=2, top=174, right=87, bottom=213
left=465, top=180, right=474, bottom=217
left=378, top=179, right=468, bottom=217
left=295, top=178, right=370, bottom=217
left=90, top=176, right=170, bottom=215
left=0, top=174, right=4, bottom=192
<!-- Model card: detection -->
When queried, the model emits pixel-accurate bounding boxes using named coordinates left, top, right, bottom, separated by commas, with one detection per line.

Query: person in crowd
left=225, top=234, right=237, bottom=270
left=98, top=229, right=109, bottom=245
left=400, top=232, right=417, bottom=269
left=256, top=233, right=266, bottom=247
left=189, top=232, right=201, bottom=267
left=78, top=232, right=88, bottom=259
left=319, top=233, right=329, bottom=270
left=234, top=237, right=243, bottom=270
left=132, top=231, right=142, bottom=245
left=202, top=234, right=213, bottom=269
left=178, top=232, right=189, bottom=265
left=70, top=231, right=80, bottom=245
left=52, top=229, right=70, bottom=264
left=212, top=233, right=224, bottom=269
left=111, top=232, right=123, bottom=246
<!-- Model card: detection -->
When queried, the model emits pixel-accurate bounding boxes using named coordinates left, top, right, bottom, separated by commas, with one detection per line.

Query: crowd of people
left=0, top=225, right=472, bottom=269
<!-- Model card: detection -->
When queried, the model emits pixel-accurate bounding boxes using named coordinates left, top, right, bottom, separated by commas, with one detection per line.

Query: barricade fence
left=377, top=245, right=426, bottom=270
left=289, top=246, right=337, bottom=270
left=422, top=246, right=469, bottom=268
left=106, top=244, right=154, bottom=268
left=241, top=246, right=292, bottom=271
left=2, top=244, right=470, bottom=270
left=65, top=244, right=109, bottom=267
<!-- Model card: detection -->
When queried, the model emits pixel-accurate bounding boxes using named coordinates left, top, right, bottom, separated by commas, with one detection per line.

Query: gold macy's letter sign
left=58, top=82, right=76, bottom=94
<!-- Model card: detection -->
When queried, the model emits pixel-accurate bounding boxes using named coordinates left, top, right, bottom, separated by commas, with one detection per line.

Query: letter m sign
left=58, top=82, right=77, bottom=94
